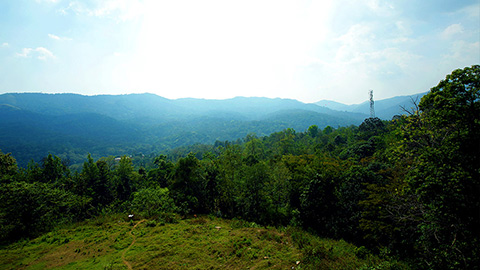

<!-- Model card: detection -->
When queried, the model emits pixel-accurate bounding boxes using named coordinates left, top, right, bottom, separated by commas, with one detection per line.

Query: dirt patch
left=122, top=219, right=147, bottom=270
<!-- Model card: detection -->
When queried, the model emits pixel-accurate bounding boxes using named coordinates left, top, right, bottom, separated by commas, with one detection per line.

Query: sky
left=0, top=0, right=479, bottom=104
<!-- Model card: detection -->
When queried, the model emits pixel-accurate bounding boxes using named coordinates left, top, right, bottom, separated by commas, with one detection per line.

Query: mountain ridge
left=1, top=91, right=426, bottom=120
left=315, top=92, right=428, bottom=119
left=0, top=92, right=427, bottom=166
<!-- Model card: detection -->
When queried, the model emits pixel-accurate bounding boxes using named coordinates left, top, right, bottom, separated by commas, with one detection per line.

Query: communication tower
left=369, top=90, right=375, bottom=118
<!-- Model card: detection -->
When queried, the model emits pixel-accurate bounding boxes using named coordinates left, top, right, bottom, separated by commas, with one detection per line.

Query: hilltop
left=0, top=215, right=407, bottom=270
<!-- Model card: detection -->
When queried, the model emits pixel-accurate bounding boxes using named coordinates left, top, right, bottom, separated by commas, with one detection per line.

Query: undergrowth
left=0, top=215, right=410, bottom=270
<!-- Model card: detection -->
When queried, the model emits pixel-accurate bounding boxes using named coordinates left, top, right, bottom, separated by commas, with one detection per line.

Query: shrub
left=131, top=187, right=177, bottom=218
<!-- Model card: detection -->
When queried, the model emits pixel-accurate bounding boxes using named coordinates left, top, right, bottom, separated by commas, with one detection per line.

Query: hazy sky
left=0, top=0, right=478, bottom=104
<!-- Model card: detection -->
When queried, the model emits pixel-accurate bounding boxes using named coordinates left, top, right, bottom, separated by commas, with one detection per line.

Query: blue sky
left=0, top=0, right=478, bottom=104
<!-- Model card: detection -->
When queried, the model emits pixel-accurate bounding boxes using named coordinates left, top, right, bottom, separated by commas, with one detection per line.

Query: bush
left=131, top=187, right=177, bottom=218
left=0, top=181, right=91, bottom=242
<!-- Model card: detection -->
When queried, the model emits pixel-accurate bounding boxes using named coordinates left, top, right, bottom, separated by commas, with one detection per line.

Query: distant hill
left=315, top=92, right=428, bottom=120
left=0, top=93, right=367, bottom=121
left=0, top=92, right=424, bottom=166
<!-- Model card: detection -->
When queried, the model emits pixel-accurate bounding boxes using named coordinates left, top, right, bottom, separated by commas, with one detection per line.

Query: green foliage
left=402, top=66, right=479, bottom=269
left=131, top=187, right=177, bottom=218
left=300, top=172, right=339, bottom=237
left=238, top=161, right=273, bottom=224
left=307, top=124, right=319, bottom=137
left=146, top=154, right=174, bottom=188
left=0, top=149, right=18, bottom=184
left=0, top=181, right=91, bottom=242
left=76, top=154, right=114, bottom=208
left=113, top=156, right=138, bottom=201
left=358, top=117, right=386, bottom=140
left=170, top=153, right=206, bottom=214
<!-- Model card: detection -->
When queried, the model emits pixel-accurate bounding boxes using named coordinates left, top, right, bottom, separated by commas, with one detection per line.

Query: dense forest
left=1, top=66, right=478, bottom=269
left=0, top=90, right=425, bottom=168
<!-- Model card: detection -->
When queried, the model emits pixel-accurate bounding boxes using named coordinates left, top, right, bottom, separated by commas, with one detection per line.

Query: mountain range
left=315, top=92, right=427, bottom=119
left=0, top=92, right=426, bottom=167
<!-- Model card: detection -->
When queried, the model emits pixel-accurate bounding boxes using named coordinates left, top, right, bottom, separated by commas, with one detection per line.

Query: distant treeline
left=1, top=65, right=479, bottom=269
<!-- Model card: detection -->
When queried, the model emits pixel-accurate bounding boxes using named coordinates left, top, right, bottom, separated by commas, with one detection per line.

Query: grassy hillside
left=0, top=215, right=407, bottom=270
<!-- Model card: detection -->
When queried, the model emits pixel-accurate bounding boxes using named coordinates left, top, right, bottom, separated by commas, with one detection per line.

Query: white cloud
left=366, top=0, right=395, bottom=16
left=48, top=34, right=61, bottom=40
left=16, top=48, right=32, bottom=58
left=48, top=33, right=72, bottom=41
left=335, top=23, right=377, bottom=62
left=91, top=0, right=144, bottom=21
left=441, top=23, right=464, bottom=39
left=453, top=3, right=480, bottom=19
left=442, top=40, right=480, bottom=64
left=57, top=1, right=89, bottom=16
left=35, top=47, right=55, bottom=60
left=57, top=0, right=144, bottom=21
left=395, top=21, right=413, bottom=37
left=16, top=47, right=55, bottom=60
left=1, top=42, right=9, bottom=47
left=36, top=0, right=60, bottom=3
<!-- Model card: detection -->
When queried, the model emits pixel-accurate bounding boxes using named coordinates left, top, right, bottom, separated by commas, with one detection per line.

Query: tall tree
left=39, top=154, right=69, bottom=185
left=114, top=156, right=137, bottom=201
left=171, top=153, right=206, bottom=214
left=397, top=65, right=479, bottom=269
left=0, top=150, right=18, bottom=184
left=77, top=154, right=114, bottom=208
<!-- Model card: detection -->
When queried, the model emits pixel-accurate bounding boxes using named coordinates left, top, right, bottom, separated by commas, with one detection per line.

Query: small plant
left=103, top=261, right=115, bottom=270
left=158, top=212, right=179, bottom=224
left=287, top=227, right=312, bottom=249
left=355, top=246, right=370, bottom=259
left=145, top=220, right=157, bottom=227
left=359, top=261, right=408, bottom=270
left=188, top=216, right=207, bottom=225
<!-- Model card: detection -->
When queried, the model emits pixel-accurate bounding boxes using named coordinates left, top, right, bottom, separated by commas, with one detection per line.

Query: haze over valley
left=1, top=91, right=425, bottom=167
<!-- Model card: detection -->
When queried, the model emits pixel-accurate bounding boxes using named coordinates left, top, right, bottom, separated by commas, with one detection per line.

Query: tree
left=216, top=144, right=242, bottom=217
left=239, top=161, right=273, bottom=224
left=77, top=154, right=114, bottom=208
left=171, top=153, right=206, bottom=214
left=147, top=155, right=174, bottom=188
left=0, top=181, right=91, bottom=242
left=0, top=150, right=18, bottom=184
left=203, top=158, right=220, bottom=214
left=307, top=125, right=319, bottom=137
left=300, top=172, right=338, bottom=237
left=397, top=65, right=480, bottom=269
left=96, top=159, right=114, bottom=206
left=243, top=134, right=265, bottom=160
left=39, top=154, right=69, bottom=185
left=323, top=125, right=333, bottom=135
left=114, top=156, right=137, bottom=201
left=131, top=187, right=177, bottom=218
left=358, top=117, right=385, bottom=136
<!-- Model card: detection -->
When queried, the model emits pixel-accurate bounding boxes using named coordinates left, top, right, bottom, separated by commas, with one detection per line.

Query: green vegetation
left=0, top=215, right=406, bottom=270
left=0, top=65, right=478, bottom=269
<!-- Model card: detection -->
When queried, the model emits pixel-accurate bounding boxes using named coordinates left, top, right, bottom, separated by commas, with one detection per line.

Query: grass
left=0, top=215, right=409, bottom=270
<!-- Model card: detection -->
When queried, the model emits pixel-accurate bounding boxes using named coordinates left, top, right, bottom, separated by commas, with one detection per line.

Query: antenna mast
left=369, top=90, right=375, bottom=118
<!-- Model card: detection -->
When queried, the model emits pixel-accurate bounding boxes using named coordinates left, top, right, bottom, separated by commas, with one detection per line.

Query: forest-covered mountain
left=315, top=92, right=427, bottom=119
left=1, top=92, right=420, bottom=167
